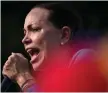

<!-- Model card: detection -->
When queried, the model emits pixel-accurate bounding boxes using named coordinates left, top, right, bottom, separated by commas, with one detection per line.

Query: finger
left=5, top=54, right=17, bottom=68
left=8, top=54, right=16, bottom=63
left=11, top=52, right=22, bottom=61
left=11, top=53, right=28, bottom=65
left=3, top=60, right=10, bottom=70
left=11, top=52, right=24, bottom=59
left=16, top=53, right=26, bottom=58
left=15, top=53, right=28, bottom=61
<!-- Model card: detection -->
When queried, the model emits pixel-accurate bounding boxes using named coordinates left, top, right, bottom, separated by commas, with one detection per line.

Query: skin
left=23, top=8, right=62, bottom=71
left=2, top=7, right=71, bottom=88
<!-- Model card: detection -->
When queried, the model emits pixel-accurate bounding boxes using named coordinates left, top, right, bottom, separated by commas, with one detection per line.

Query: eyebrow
left=23, top=22, right=41, bottom=35
left=23, top=24, right=32, bottom=32
left=23, top=23, right=39, bottom=31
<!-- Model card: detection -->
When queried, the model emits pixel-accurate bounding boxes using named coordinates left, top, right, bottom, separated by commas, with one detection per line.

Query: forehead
left=24, top=8, right=50, bottom=28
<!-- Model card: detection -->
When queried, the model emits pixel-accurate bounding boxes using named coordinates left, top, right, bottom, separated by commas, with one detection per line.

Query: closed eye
left=31, top=27, right=41, bottom=32
left=23, top=24, right=41, bottom=35
left=28, top=24, right=41, bottom=32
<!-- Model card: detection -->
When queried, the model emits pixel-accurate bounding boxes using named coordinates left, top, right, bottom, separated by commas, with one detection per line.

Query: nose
left=22, top=34, right=32, bottom=45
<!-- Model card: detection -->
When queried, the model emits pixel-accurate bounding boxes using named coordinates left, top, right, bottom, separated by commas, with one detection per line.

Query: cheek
left=44, top=33, right=61, bottom=51
left=31, top=29, right=61, bottom=50
left=47, top=32, right=60, bottom=44
left=31, top=33, right=47, bottom=48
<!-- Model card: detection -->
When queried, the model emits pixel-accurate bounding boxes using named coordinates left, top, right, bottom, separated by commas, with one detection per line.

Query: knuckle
left=8, top=55, right=14, bottom=61
left=4, top=60, right=9, bottom=66
left=9, top=54, right=18, bottom=61
left=7, top=58, right=12, bottom=64
left=8, top=57, right=12, bottom=61
left=16, top=53, right=27, bottom=60
left=11, top=54, right=16, bottom=58
left=3, top=64, right=8, bottom=70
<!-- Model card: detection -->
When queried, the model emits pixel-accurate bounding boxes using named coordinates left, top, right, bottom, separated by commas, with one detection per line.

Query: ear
left=60, top=26, right=71, bottom=45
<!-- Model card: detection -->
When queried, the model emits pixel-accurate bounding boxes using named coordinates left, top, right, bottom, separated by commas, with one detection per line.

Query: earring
left=61, top=42, right=64, bottom=45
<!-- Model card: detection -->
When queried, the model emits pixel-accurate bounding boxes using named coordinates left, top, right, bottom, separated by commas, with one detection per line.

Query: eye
left=31, top=27, right=41, bottom=32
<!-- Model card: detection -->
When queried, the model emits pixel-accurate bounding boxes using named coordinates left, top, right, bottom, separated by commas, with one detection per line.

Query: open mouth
left=26, top=48, right=41, bottom=63
left=27, top=48, right=40, bottom=57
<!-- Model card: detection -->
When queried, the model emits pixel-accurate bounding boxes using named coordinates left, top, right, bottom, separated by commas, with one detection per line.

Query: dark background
left=1, top=1, right=108, bottom=92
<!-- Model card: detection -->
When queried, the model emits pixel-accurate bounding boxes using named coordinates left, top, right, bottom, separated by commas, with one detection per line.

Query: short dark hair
left=32, top=3, right=81, bottom=39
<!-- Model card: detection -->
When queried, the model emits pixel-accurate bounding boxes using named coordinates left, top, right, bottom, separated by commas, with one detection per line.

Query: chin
left=32, top=57, right=45, bottom=71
